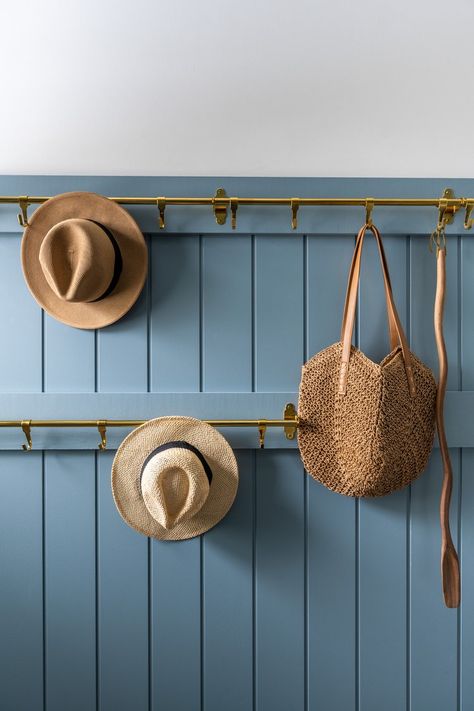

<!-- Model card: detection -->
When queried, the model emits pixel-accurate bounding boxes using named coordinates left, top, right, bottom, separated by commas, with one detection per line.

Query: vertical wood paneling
left=409, top=235, right=459, bottom=711
left=202, top=450, right=254, bottom=711
left=254, top=235, right=304, bottom=391
left=410, top=450, right=460, bottom=710
left=202, top=234, right=254, bottom=710
left=0, top=452, right=43, bottom=711
left=98, top=283, right=148, bottom=392
left=1, top=176, right=474, bottom=711
left=202, top=235, right=252, bottom=391
left=150, top=235, right=200, bottom=392
left=358, top=235, right=409, bottom=711
left=97, top=253, right=150, bottom=710
left=306, top=235, right=357, bottom=711
left=44, top=318, right=95, bottom=392
left=461, top=233, right=473, bottom=710
left=254, top=232, right=305, bottom=710
left=151, top=234, right=201, bottom=710
left=0, top=233, right=44, bottom=711
left=255, top=449, right=305, bottom=711
left=98, top=451, right=149, bottom=711
left=460, top=451, right=472, bottom=711
left=44, top=452, right=96, bottom=711
left=43, top=273, right=98, bottom=711
left=0, top=234, right=42, bottom=391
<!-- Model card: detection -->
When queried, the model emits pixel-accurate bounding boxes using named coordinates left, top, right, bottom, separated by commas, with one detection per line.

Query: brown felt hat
left=21, top=191, right=148, bottom=329
left=111, top=417, right=239, bottom=540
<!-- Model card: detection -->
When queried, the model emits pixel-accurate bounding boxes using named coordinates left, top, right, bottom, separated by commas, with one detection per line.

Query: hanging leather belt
left=434, top=245, right=460, bottom=608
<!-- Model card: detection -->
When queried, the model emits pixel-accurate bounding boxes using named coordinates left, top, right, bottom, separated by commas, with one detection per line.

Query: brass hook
left=17, top=196, right=30, bottom=227
left=230, top=197, right=238, bottom=230
left=21, top=420, right=32, bottom=451
left=429, top=227, right=447, bottom=255
left=365, top=198, right=374, bottom=227
left=437, top=189, right=458, bottom=232
left=97, top=420, right=107, bottom=451
left=430, top=189, right=457, bottom=255
left=258, top=423, right=267, bottom=449
left=157, top=197, right=166, bottom=230
left=290, top=198, right=300, bottom=230
left=464, top=201, right=474, bottom=230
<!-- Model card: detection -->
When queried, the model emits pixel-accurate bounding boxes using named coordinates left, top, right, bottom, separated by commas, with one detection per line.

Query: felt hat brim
left=21, top=191, right=148, bottom=329
left=111, top=417, right=239, bottom=540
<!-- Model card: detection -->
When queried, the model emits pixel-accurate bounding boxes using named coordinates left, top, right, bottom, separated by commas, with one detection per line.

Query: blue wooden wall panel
left=150, top=235, right=200, bottom=392
left=409, top=235, right=460, bottom=710
left=202, top=236, right=254, bottom=711
left=410, top=450, right=460, bottom=711
left=43, top=282, right=97, bottom=711
left=460, top=233, right=472, bottom=711
left=254, top=235, right=304, bottom=392
left=0, top=234, right=42, bottom=391
left=253, top=232, right=305, bottom=710
left=0, top=233, right=44, bottom=711
left=97, top=267, right=150, bottom=710
left=202, top=450, right=254, bottom=711
left=0, top=177, right=473, bottom=711
left=98, top=451, right=149, bottom=711
left=98, top=269, right=149, bottom=393
left=358, top=235, right=409, bottom=711
left=306, top=235, right=357, bottom=711
left=44, top=317, right=95, bottom=392
left=460, top=449, right=472, bottom=711
left=150, top=234, right=202, bottom=710
left=0, top=452, right=44, bottom=711
left=202, top=235, right=252, bottom=392
left=255, top=449, right=305, bottom=711
left=44, top=452, right=96, bottom=711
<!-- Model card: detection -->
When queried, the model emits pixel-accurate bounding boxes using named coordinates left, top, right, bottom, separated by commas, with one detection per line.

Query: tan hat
left=111, top=417, right=239, bottom=540
left=21, top=191, right=148, bottom=329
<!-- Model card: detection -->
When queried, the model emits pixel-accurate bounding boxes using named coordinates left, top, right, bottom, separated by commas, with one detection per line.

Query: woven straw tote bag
left=298, top=223, right=437, bottom=497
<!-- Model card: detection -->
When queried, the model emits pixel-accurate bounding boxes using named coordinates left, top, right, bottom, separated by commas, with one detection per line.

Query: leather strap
left=339, top=224, right=416, bottom=397
left=434, top=247, right=460, bottom=608
left=340, top=227, right=399, bottom=352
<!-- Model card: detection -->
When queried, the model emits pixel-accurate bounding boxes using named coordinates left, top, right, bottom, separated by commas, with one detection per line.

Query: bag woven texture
left=298, top=224, right=437, bottom=497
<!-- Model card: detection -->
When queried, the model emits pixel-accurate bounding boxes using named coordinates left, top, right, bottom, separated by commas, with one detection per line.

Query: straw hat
left=111, top=417, right=239, bottom=540
left=21, top=191, right=148, bottom=329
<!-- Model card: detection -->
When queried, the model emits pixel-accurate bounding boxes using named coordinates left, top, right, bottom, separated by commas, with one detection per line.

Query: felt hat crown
left=39, top=218, right=119, bottom=304
left=112, top=417, right=239, bottom=540
left=21, top=191, right=148, bottom=329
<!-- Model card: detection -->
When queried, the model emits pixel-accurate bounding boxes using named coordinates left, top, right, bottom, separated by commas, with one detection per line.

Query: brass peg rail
left=0, top=403, right=299, bottom=451
left=0, top=188, right=473, bottom=232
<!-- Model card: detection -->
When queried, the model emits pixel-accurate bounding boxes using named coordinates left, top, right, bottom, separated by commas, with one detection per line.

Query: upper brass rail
left=2, top=188, right=474, bottom=230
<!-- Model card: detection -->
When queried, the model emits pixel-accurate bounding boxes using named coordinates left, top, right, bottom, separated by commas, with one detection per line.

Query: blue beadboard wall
left=0, top=176, right=474, bottom=711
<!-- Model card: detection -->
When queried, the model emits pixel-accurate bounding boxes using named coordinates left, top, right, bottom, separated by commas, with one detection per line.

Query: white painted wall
left=0, top=0, right=472, bottom=177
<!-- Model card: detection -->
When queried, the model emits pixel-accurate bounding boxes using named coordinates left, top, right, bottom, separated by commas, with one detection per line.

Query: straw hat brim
left=111, top=416, right=239, bottom=540
left=21, top=191, right=148, bottom=329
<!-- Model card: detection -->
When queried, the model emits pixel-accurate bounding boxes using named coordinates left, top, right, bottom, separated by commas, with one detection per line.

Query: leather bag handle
left=338, top=223, right=416, bottom=397
left=340, top=228, right=399, bottom=352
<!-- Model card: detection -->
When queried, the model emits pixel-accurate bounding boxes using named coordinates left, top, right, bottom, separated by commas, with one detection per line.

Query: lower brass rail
left=0, top=403, right=299, bottom=451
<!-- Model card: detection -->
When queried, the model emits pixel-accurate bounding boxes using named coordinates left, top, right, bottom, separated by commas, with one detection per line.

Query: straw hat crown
left=112, top=417, right=239, bottom=541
